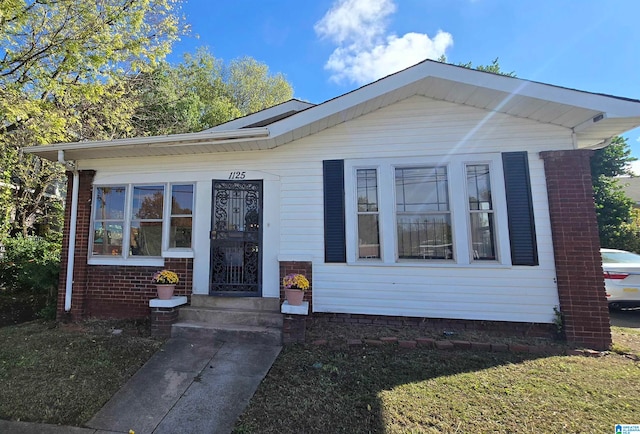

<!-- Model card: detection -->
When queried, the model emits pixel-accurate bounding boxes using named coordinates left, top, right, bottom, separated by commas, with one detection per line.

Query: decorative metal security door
left=210, top=180, right=262, bottom=296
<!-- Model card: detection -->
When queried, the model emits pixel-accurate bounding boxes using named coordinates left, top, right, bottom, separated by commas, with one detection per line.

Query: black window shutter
left=502, top=152, right=538, bottom=266
left=323, top=160, right=346, bottom=263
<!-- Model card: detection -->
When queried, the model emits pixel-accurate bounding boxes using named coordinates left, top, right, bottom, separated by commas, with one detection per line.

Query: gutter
left=58, top=150, right=78, bottom=312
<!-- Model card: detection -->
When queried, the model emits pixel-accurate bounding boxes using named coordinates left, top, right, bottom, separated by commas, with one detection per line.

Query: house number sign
left=228, top=171, right=246, bottom=179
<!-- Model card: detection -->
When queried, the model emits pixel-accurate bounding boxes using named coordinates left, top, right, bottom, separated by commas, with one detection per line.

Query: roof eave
left=23, top=127, right=271, bottom=161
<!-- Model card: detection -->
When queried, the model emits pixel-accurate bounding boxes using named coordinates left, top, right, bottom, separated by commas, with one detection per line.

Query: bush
left=0, top=235, right=60, bottom=293
left=600, top=209, right=640, bottom=254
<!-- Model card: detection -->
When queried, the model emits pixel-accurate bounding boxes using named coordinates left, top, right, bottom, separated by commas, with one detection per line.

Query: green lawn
left=1, top=319, right=639, bottom=432
left=234, top=325, right=640, bottom=434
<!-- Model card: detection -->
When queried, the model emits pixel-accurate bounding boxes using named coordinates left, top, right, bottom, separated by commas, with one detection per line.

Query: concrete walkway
left=0, top=337, right=281, bottom=434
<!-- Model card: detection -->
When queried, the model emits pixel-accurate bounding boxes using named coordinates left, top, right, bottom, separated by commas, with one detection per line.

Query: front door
left=209, top=180, right=262, bottom=296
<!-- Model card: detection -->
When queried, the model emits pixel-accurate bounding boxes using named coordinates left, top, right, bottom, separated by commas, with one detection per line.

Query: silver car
left=601, top=248, right=640, bottom=309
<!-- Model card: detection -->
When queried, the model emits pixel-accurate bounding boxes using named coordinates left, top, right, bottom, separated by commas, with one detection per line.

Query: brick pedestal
left=149, top=296, right=187, bottom=338
left=283, top=316, right=307, bottom=344
left=150, top=308, right=179, bottom=339
left=541, top=150, right=611, bottom=350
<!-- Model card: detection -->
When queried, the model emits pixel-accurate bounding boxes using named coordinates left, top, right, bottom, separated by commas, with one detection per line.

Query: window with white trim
left=345, top=154, right=510, bottom=266
left=130, top=185, right=164, bottom=256
left=356, top=169, right=380, bottom=259
left=466, top=164, right=496, bottom=260
left=169, top=184, right=194, bottom=249
left=93, top=186, right=126, bottom=256
left=395, top=166, right=452, bottom=260
left=91, top=183, right=194, bottom=261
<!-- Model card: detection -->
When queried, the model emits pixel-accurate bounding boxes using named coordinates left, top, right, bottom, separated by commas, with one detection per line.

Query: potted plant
left=152, top=270, right=179, bottom=300
left=282, top=273, right=309, bottom=306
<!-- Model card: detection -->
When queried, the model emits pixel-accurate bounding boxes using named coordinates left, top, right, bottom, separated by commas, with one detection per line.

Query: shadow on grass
left=233, top=343, right=547, bottom=434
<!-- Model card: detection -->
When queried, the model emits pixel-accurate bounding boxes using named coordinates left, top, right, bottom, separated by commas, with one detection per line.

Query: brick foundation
left=84, top=258, right=192, bottom=319
left=279, top=261, right=312, bottom=310
left=541, top=150, right=611, bottom=350
left=312, top=313, right=556, bottom=339
left=150, top=307, right=179, bottom=338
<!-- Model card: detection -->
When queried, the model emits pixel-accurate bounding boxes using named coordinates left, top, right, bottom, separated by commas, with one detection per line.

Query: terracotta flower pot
left=285, top=288, right=304, bottom=306
left=156, top=284, right=176, bottom=300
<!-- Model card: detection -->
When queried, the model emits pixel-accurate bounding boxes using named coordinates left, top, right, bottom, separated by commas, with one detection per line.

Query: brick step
left=172, top=321, right=282, bottom=346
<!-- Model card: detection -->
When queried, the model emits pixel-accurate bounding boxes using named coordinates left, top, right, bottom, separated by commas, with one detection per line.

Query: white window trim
left=464, top=161, right=498, bottom=263
left=391, top=163, right=455, bottom=263
left=162, top=183, right=197, bottom=258
left=354, top=167, right=383, bottom=261
left=88, top=182, right=195, bottom=266
left=345, top=154, right=512, bottom=267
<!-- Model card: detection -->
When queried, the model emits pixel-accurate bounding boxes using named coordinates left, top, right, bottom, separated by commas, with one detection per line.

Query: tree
left=590, top=136, right=638, bottom=250
left=437, top=55, right=516, bottom=77
left=0, top=0, right=187, bottom=240
left=129, top=50, right=294, bottom=136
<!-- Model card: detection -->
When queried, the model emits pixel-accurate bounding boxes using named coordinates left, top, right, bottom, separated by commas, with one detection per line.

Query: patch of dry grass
left=0, top=320, right=162, bottom=426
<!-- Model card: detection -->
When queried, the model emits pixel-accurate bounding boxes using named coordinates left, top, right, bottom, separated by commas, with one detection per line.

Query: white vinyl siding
left=83, top=96, right=572, bottom=323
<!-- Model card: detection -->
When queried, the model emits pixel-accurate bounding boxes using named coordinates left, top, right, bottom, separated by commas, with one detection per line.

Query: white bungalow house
left=25, top=60, right=640, bottom=349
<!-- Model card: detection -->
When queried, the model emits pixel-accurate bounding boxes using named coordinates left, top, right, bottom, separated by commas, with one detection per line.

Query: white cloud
left=315, top=0, right=453, bottom=85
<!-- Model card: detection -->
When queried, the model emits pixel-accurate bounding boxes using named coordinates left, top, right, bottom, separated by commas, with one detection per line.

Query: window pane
left=357, top=169, right=378, bottom=212
left=170, top=217, right=192, bottom=248
left=470, top=212, right=496, bottom=260
left=130, top=221, right=162, bottom=256
left=397, top=215, right=452, bottom=259
left=467, top=164, right=492, bottom=210
left=92, top=222, right=123, bottom=256
left=132, top=185, right=164, bottom=219
left=396, top=167, right=448, bottom=212
left=358, top=214, right=380, bottom=258
left=172, top=184, right=193, bottom=215
left=94, top=187, right=125, bottom=220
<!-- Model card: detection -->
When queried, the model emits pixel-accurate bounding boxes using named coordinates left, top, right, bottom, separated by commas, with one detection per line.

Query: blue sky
left=170, top=0, right=640, bottom=163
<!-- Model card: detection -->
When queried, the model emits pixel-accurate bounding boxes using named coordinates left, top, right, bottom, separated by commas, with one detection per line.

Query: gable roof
left=24, top=59, right=640, bottom=161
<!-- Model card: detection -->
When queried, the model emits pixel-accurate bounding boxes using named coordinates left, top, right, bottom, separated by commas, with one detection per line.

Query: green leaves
left=591, top=136, right=639, bottom=251
left=130, top=50, right=294, bottom=136
left=0, top=0, right=187, bottom=240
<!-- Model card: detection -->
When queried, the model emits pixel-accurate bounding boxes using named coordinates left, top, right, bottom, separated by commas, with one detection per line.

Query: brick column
left=150, top=307, right=179, bottom=338
left=279, top=261, right=312, bottom=344
left=541, top=150, right=611, bottom=350
left=58, top=170, right=95, bottom=321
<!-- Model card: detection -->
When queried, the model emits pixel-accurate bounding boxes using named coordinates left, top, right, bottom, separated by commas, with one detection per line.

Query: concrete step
left=172, top=321, right=282, bottom=346
left=178, top=306, right=283, bottom=328
left=190, top=295, right=280, bottom=311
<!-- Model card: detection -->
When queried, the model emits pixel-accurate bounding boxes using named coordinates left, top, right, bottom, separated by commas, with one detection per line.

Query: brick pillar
left=541, top=150, right=611, bottom=350
left=150, top=307, right=179, bottom=339
left=282, top=316, right=306, bottom=344
left=279, top=261, right=313, bottom=311
left=57, top=170, right=95, bottom=321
